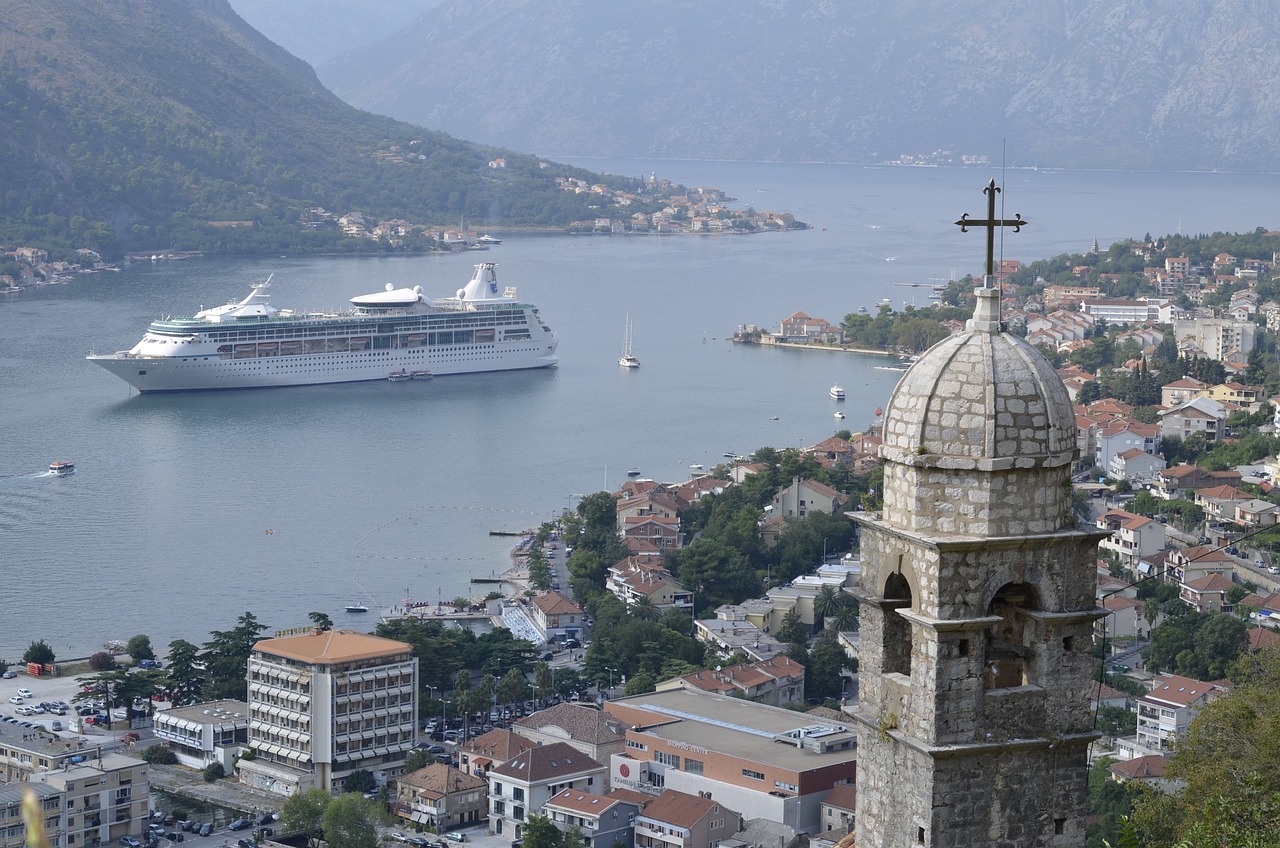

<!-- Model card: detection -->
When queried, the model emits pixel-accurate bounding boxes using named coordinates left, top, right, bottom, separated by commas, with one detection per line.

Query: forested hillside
left=0, top=0, right=612, bottom=258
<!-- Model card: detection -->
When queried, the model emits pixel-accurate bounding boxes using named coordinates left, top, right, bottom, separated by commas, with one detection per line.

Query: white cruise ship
left=88, top=263, right=558, bottom=392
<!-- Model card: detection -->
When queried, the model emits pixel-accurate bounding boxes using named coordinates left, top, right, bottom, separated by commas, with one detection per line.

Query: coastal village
left=0, top=172, right=801, bottom=292
left=6, top=233, right=1280, bottom=845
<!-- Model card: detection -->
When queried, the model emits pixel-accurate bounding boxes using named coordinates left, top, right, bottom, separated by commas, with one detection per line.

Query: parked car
left=7, top=696, right=22, bottom=705
left=120, top=838, right=142, bottom=848
left=51, top=720, right=64, bottom=731
left=198, top=823, right=213, bottom=837
left=228, top=820, right=252, bottom=831
left=390, top=833, right=409, bottom=843
left=15, top=706, right=35, bottom=716
left=445, top=833, right=467, bottom=843
left=120, top=732, right=141, bottom=742
left=237, top=839, right=257, bottom=848
left=16, top=688, right=33, bottom=699
left=407, top=838, right=431, bottom=848
left=1, top=670, right=16, bottom=679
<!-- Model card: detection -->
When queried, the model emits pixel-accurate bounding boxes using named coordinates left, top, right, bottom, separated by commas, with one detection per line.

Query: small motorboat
left=49, top=460, right=75, bottom=475
left=834, top=411, right=846, bottom=419
left=410, top=370, right=433, bottom=380
left=345, top=603, right=369, bottom=613
left=627, top=469, right=641, bottom=477
left=388, top=370, right=411, bottom=382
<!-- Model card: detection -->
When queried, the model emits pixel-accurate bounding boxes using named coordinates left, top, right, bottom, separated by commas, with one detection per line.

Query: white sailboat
left=619, top=313, right=640, bottom=368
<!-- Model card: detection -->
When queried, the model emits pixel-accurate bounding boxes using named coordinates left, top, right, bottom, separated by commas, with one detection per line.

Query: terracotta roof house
left=1134, top=674, right=1227, bottom=753
left=606, top=558, right=691, bottom=612
left=530, top=592, right=587, bottom=643
left=616, top=490, right=684, bottom=531
left=1096, top=509, right=1166, bottom=570
left=394, top=763, right=488, bottom=830
left=622, top=515, right=683, bottom=552
left=1179, top=573, right=1235, bottom=614
left=1164, top=545, right=1235, bottom=585
left=675, top=476, right=728, bottom=504
left=1150, top=465, right=1241, bottom=501
left=513, top=703, right=628, bottom=762
left=1090, top=680, right=1130, bottom=710
left=633, top=789, right=744, bottom=848
left=1160, top=376, right=1210, bottom=408
left=487, top=741, right=606, bottom=840
left=1095, top=419, right=1161, bottom=470
left=656, top=655, right=806, bottom=707
left=1109, top=755, right=1171, bottom=790
left=818, top=782, right=859, bottom=837
left=458, top=728, right=533, bottom=777
left=1160, top=398, right=1228, bottom=444
left=542, top=789, right=643, bottom=848
left=1096, top=595, right=1151, bottom=640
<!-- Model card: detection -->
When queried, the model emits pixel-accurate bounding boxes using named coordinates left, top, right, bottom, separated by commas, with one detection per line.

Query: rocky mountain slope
left=315, top=0, right=1280, bottom=172
left=226, top=0, right=443, bottom=66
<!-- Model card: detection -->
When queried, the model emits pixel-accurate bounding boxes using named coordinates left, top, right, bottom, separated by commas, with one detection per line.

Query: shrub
left=88, top=652, right=116, bottom=671
left=140, top=745, right=178, bottom=765
left=202, top=762, right=225, bottom=782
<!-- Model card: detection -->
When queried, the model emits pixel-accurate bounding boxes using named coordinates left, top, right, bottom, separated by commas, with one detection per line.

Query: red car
left=120, top=732, right=141, bottom=742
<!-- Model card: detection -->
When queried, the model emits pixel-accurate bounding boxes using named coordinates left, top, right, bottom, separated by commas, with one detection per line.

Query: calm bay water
left=3, top=161, right=1279, bottom=661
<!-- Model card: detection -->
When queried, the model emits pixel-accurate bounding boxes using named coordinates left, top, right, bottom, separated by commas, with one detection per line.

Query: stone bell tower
left=851, top=185, right=1108, bottom=847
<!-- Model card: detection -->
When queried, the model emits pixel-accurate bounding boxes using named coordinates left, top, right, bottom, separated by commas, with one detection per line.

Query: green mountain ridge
left=0, top=0, right=611, bottom=257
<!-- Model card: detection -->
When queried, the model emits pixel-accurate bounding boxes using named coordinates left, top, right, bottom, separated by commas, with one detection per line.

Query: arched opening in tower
left=984, top=581, right=1039, bottom=689
left=882, top=571, right=913, bottom=676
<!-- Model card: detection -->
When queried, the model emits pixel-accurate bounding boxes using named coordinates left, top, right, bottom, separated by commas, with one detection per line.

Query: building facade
left=238, top=629, right=417, bottom=795
left=32, top=754, right=150, bottom=848
left=153, top=700, right=249, bottom=770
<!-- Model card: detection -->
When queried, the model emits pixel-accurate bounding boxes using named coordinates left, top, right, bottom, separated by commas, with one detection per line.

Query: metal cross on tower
left=954, top=179, right=1027, bottom=287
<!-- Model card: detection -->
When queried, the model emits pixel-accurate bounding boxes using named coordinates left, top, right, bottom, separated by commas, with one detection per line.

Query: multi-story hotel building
left=238, top=629, right=417, bottom=795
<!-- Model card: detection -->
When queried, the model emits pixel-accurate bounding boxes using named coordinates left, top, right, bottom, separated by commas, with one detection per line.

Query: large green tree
left=281, top=788, right=330, bottom=848
left=164, top=638, right=205, bottom=706
left=1131, top=647, right=1280, bottom=846
left=201, top=611, right=269, bottom=701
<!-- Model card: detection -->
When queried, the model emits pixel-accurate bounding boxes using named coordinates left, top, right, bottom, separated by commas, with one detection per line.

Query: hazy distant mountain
left=0, top=0, right=613, bottom=254
left=317, top=0, right=1280, bottom=172
left=226, top=0, right=444, bottom=66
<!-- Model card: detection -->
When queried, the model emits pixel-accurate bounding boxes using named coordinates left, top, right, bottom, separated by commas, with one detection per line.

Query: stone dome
left=881, top=287, right=1076, bottom=472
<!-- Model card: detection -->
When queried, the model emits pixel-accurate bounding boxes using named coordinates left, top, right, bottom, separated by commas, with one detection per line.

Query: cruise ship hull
left=88, top=344, right=557, bottom=392
left=87, top=263, right=559, bottom=393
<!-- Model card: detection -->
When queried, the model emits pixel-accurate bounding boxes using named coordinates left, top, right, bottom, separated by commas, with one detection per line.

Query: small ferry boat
left=410, top=370, right=433, bottom=380
left=388, top=370, right=412, bottom=382
left=49, top=460, right=75, bottom=475
left=829, top=384, right=846, bottom=400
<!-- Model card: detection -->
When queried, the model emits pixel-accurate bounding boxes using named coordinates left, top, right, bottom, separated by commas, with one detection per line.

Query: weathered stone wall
left=882, top=464, right=1075, bottom=538
left=853, top=731, right=1091, bottom=848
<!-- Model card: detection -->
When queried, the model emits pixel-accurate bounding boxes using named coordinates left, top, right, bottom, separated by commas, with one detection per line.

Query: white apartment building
left=32, top=754, right=150, bottom=848
left=238, top=629, right=417, bottom=795
left=1172, top=317, right=1257, bottom=361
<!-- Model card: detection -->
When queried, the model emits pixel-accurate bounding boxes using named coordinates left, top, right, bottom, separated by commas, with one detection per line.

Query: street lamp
left=605, top=667, right=619, bottom=690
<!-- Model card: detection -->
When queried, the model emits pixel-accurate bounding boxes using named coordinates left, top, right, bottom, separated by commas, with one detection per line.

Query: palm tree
left=831, top=602, right=859, bottom=633
left=533, top=660, right=554, bottom=707
left=631, top=596, right=659, bottom=621
left=813, top=585, right=844, bottom=630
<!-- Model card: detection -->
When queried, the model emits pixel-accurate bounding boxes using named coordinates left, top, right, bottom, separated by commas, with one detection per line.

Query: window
left=626, top=740, right=648, bottom=751
left=494, top=781, right=503, bottom=796
left=655, top=752, right=679, bottom=768
left=514, top=806, right=525, bottom=822
left=492, top=801, right=505, bottom=816
left=513, top=787, right=525, bottom=802
left=742, top=768, right=765, bottom=780
left=683, top=758, right=704, bottom=775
